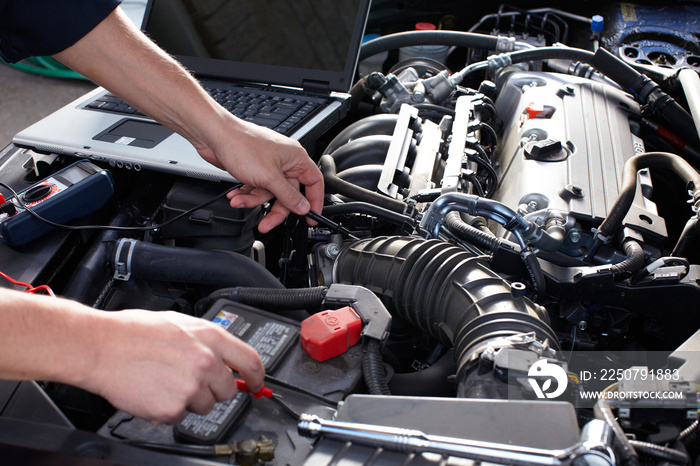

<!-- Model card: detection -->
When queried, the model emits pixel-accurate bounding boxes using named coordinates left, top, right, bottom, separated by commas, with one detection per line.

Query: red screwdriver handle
left=236, top=379, right=273, bottom=399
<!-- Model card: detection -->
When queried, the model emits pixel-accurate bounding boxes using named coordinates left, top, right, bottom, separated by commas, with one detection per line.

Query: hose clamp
left=487, top=53, right=513, bottom=74
left=494, top=36, right=516, bottom=53
left=114, top=238, right=138, bottom=281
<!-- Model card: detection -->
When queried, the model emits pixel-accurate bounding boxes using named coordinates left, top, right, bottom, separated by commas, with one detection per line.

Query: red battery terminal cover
left=300, top=306, right=362, bottom=361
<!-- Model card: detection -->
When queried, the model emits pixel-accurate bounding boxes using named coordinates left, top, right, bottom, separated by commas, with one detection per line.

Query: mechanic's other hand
left=88, top=309, right=264, bottom=424
left=197, top=115, right=323, bottom=233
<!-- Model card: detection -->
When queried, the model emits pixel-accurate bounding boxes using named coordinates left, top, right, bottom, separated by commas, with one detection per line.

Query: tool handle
left=236, top=379, right=273, bottom=398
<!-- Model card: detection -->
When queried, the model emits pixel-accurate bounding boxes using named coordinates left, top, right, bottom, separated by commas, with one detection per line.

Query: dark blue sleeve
left=0, top=0, right=122, bottom=63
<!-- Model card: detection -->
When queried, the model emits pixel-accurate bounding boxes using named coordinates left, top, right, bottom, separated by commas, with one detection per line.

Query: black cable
left=0, top=180, right=243, bottom=232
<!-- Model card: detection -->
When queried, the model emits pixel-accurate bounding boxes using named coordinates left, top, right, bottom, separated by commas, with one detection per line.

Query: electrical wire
left=0, top=181, right=243, bottom=233
left=0, top=270, right=55, bottom=297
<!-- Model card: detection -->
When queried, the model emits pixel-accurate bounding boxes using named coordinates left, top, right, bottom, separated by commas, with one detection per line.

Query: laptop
left=13, top=0, right=371, bottom=182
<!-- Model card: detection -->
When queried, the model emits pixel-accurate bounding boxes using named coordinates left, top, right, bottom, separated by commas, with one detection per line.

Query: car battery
left=98, top=300, right=364, bottom=463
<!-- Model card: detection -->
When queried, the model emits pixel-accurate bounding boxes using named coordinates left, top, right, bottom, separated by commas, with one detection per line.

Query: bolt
left=325, top=243, right=340, bottom=259
left=570, top=230, right=581, bottom=243
left=578, top=321, right=588, bottom=331
left=527, top=201, right=538, bottom=212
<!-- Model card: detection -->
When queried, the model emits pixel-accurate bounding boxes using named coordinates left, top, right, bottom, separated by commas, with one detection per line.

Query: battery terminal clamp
left=299, top=284, right=393, bottom=361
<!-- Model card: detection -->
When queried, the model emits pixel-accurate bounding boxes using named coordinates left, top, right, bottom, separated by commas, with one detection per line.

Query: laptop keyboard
left=85, top=87, right=324, bottom=135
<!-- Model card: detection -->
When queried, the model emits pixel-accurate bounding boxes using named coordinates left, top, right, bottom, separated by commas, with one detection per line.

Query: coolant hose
left=444, top=211, right=508, bottom=252
left=333, top=236, right=558, bottom=396
left=319, top=154, right=408, bottom=214
left=108, top=239, right=283, bottom=289
left=589, top=152, right=700, bottom=257
left=359, top=30, right=515, bottom=61
left=63, top=209, right=139, bottom=304
left=362, top=339, right=391, bottom=395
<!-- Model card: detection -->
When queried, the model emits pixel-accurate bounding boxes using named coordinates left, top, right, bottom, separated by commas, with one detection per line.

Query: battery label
left=207, top=302, right=299, bottom=373
left=174, top=391, right=249, bottom=444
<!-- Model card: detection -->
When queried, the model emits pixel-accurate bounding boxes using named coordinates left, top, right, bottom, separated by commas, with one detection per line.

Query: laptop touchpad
left=93, top=119, right=173, bottom=148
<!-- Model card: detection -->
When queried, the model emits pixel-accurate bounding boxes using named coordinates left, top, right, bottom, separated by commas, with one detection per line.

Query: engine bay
left=2, top=1, right=700, bottom=465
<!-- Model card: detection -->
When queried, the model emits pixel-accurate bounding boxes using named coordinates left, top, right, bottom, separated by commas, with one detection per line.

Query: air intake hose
left=333, top=236, right=558, bottom=394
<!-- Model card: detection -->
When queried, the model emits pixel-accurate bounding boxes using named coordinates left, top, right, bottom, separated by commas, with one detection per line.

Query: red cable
left=0, top=270, right=55, bottom=297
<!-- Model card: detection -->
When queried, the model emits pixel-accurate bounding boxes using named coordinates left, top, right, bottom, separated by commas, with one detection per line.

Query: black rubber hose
left=362, top=339, right=391, bottom=395
left=62, top=209, right=138, bottom=304
left=107, top=240, right=283, bottom=289
left=628, top=440, right=690, bottom=465
left=323, top=202, right=416, bottom=228
left=388, top=349, right=456, bottom=397
left=444, top=211, right=506, bottom=252
left=592, top=152, right=700, bottom=255
left=319, top=154, right=408, bottom=214
left=359, top=30, right=502, bottom=61
left=594, top=399, right=640, bottom=466
left=607, top=240, right=646, bottom=277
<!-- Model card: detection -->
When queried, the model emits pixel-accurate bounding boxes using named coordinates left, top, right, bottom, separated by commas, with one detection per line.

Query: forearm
left=52, top=7, right=229, bottom=159
left=52, top=6, right=324, bottom=233
left=0, top=288, right=101, bottom=387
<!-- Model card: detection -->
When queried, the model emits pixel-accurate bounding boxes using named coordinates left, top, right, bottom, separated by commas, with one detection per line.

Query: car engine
left=2, top=1, right=700, bottom=465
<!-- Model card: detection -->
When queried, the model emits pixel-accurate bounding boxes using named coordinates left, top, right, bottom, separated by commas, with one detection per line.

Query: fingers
left=221, top=335, right=265, bottom=392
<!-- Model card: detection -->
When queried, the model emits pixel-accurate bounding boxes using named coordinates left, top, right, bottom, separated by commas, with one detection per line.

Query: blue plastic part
left=591, top=15, right=604, bottom=33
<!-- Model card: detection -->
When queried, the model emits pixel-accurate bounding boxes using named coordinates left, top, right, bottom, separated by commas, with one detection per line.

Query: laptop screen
left=143, top=0, right=370, bottom=93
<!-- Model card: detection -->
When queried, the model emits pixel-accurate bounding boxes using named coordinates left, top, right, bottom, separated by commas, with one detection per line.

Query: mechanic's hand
left=88, top=309, right=264, bottom=424
left=197, top=116, right=324, bottom=233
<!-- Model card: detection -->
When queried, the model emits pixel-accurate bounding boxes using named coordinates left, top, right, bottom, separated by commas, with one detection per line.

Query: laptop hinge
left=302, top=80, right=331, bottom=95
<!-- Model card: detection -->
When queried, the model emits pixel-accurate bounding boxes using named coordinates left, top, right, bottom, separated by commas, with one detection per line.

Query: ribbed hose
left=362, top=339, right=391, bottom=395
left=606, top=240, right=646, bottom=277
left=108, top=240, right=283, bottom=289
left=333, top=236, right=558, bottom=396
left=680, top=420, right=699, bottom=446
left=628, top=440, right=690, bottom=465
left=319, top=154, right=408, bottom=214
left=594, top=399, right=640, bottom=466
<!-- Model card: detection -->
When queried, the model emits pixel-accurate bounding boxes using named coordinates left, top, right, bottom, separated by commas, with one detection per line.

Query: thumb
left=268, top=177, right=311, bottom=215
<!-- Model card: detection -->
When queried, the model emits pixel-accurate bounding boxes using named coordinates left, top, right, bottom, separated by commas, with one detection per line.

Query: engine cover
left=493, top=71, right=644, bottom=223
